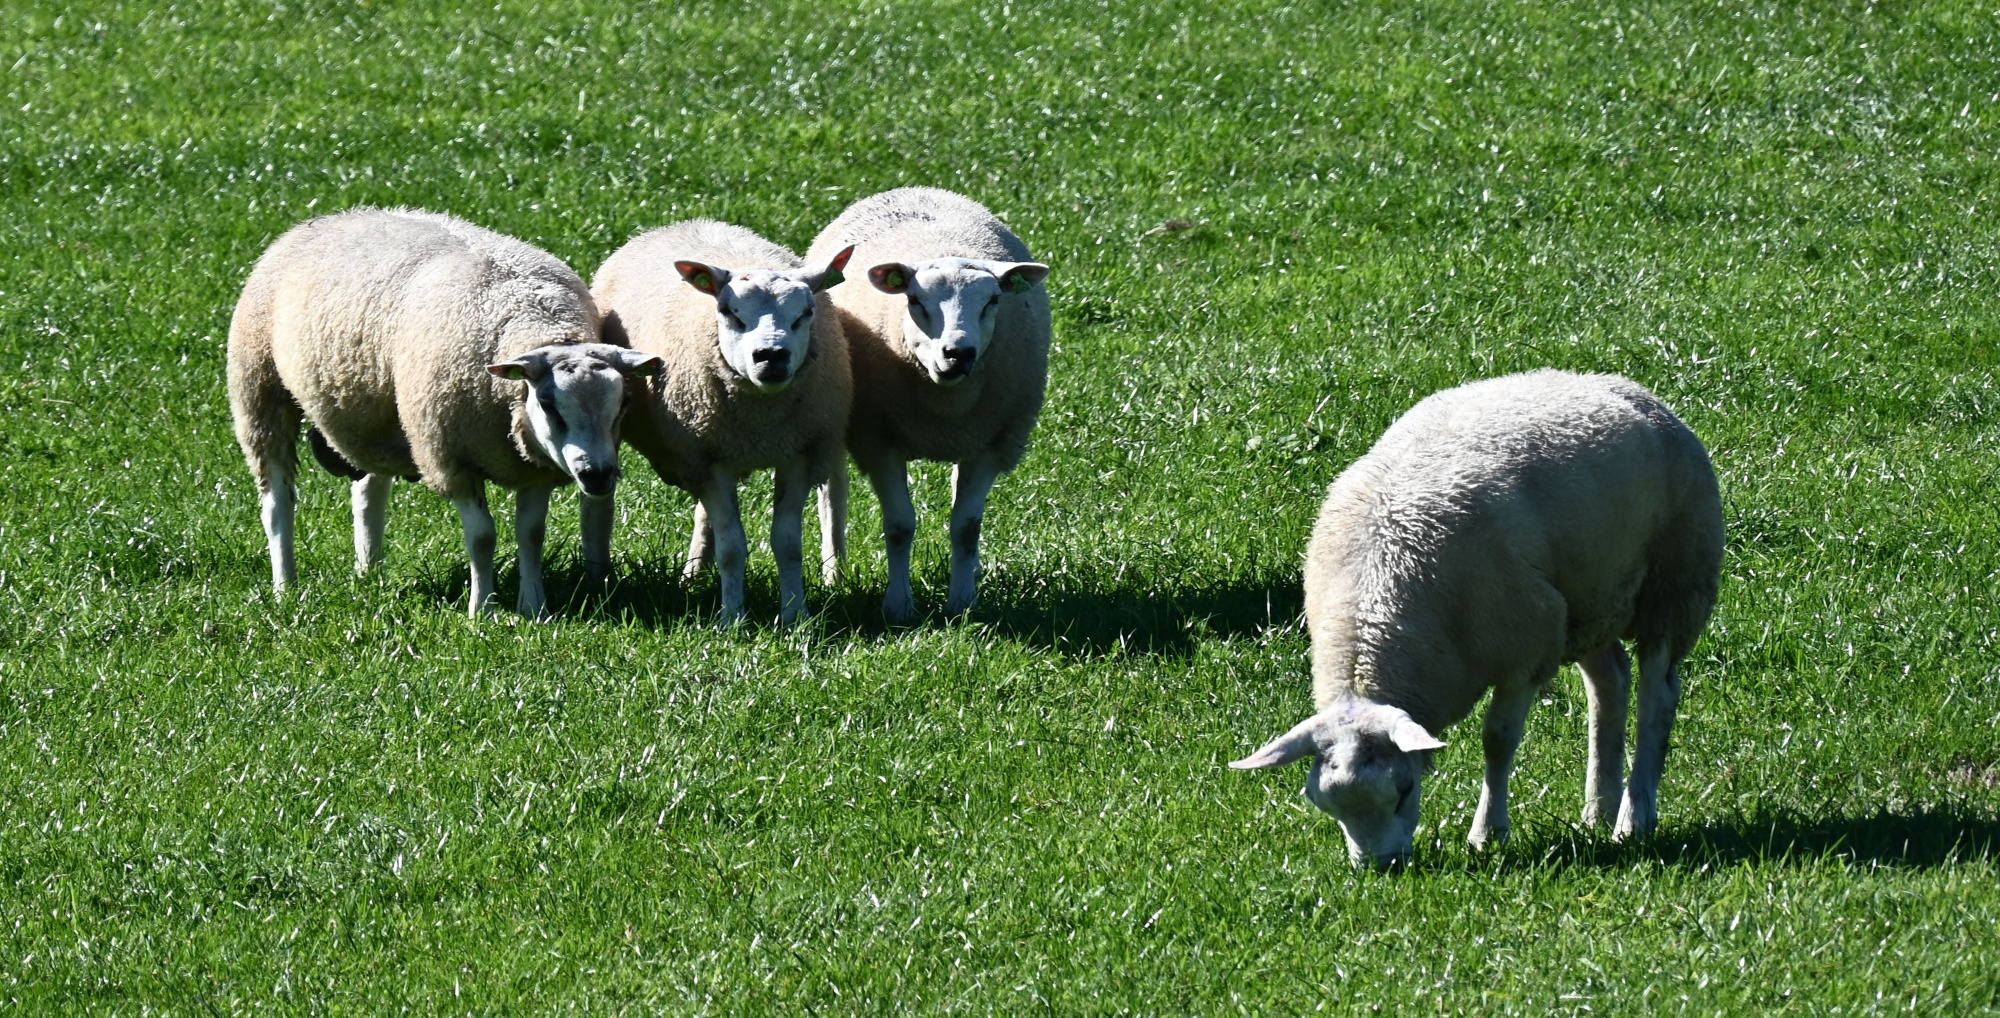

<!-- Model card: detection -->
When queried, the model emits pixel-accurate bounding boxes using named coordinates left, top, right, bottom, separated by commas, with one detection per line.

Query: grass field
left=4, top=0, right=2000, bottom=1013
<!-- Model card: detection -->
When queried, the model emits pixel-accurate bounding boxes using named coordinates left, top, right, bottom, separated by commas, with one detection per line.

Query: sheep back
left=592, top=220, right=852, bottom=491
left=229, top=207, right=599, bottom=498
left=1305, top=369, right=1724, bottom=733
left=807, top=188, right=1052, bottom=469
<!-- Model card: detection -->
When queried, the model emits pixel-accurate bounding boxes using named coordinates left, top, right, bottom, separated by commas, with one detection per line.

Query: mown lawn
left=3, top=0, right=1998, bottom=1013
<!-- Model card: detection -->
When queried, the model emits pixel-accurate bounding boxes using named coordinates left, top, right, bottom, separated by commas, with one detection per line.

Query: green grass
left=4, top=0, right=1999, bottom=1012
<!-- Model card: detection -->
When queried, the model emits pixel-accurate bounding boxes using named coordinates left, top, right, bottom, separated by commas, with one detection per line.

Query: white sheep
left=228, top=208, right=663, bottom=617
left=591, top=220, right=854, bottom=624
left=1232, top=370, right=1724, bottom=868
left=805, top=187, right=1050, bottom=620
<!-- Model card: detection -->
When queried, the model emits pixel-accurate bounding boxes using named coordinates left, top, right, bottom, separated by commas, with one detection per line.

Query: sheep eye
left=539, top=396, right=562, bottom=422
left=907, top=299, right=926, bottom=320
left=793, top=312, right=811, bottom=331
left=984, top=295, right=1000, bottom=312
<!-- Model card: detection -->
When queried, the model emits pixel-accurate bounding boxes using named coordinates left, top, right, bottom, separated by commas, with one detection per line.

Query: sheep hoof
left=882, top=596, right=916, bottom=624
left=1468, top=826, right=1510, bottom=852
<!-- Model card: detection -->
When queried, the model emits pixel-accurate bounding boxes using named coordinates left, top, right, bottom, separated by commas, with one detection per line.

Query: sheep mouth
left=928, top=362, right=974, bottom=385
left=747, top=365, right=795, bottom=391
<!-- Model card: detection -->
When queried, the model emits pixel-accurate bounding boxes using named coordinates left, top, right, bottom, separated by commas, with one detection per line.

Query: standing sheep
left=228, top=208, right=663, bottom=617
left=806, top=187, right=1050, bottom=621
left=592, top=220, right=854, bottom=625
left=1232, top=370, right=1723, bottom=868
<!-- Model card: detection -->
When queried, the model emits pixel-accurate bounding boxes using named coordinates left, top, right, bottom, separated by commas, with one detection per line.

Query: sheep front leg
left=1616, top=643, right=1683, bottom=841
left=351, top=473, right=392, bottom=574
left=862, top=455, right=917, bottom=623
left=452, top=489, right=499, bottom=616
left=945, top=455, right=1004, bottom=618
left=1469, top=683, right=1538, bottom=850
left=259, top=463, right=298, bottom=593
left=698, top=469, right=748, bottom=624
left=579, top=491, right=614, bottom=589
left=514, top=484, right=552, bottom=618
left=684, top=501, right=715, bottom=580
left=771, top=459, right=812, bottom=625
left=817, top=465, right=849, bottom=586
left=1579, top=642, right=1632, bottom=828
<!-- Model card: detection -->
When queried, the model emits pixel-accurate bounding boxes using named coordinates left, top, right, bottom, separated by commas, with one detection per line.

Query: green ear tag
left=887, top=271, right=903, bottom=289
left=823, top=269, right=844, bottom=288
left=692, top=272, right=712, bottom=291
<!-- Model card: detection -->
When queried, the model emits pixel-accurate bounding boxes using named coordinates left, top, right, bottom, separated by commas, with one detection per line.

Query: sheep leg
left=817, top=464, right=849, bottom=586
left=1469, top=683, right=1538, bottom=850
left=684, top=501, right=715, bottom=580
left=452, top=490, right=499, bottom=616
left=514, top=485, right=552, bottom=618
left=351, top=473, right=392, bottom=574
left=1579, top=641, right=1632, bottom=828
left=863, top=455, right=917, bottom=623
left=771, top=459, right=812, bottom=625
left=579, top=491, right=614, bottom=589
left=1616, top=642, right=1682, bottom=841
left=698, top=470, right=748, bottom=624
left=259, top=462, right=298, bottom=593
left=945, top=455, right=1004, bottom=618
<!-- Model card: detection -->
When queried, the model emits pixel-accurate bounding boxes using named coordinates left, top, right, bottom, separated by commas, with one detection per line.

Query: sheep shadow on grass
left=1495, top=806, right=2000, bottom=872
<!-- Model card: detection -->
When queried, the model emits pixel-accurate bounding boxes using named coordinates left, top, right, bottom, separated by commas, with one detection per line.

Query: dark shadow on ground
left=1493, top=806, right=2000, bottom=871
left=464, top=555, right=1305, bottom=658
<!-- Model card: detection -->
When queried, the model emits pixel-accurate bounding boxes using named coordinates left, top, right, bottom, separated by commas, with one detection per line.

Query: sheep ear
left=1387, top=715, right=1446, bottom=754
left=804, top=245, right=855, bottom=291
left=1230, top=714, right=1327, bottom=770
left=674, top=260, right=729, bottom=297
left=994, top=261, right=1049, bottom=293
left=867, top=262, right=913, bottom=294
left=612, top=350, right=664, bottom=379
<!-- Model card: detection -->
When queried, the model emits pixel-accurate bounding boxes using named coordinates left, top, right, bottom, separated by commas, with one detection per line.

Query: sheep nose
left=576, top=466, right=618, bottom=497
left=752, top=347, right=791, bottom=368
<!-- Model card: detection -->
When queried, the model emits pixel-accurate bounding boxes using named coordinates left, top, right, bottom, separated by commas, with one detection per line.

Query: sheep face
left=1232, top=702, right=1446, bottom=869
left=866, top=258, right=1049, bottom=386
left=489, top=343, right=664, bottom=497
left=676, top=246, right=854, bottom=393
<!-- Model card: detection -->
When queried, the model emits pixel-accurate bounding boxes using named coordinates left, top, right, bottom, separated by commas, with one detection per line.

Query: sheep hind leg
left=684, top=501, right=715, bottom=580
left=579, top=492, right=614, bottom=590
left=817, top=464, right=849, bottom=586
left=1615, top=640, right=1683, bottom=841
left=1579, top=641, right=1632, bottom=829
left=863, top=456, right=916, bottom=623
left=260, top=465, right=298, bottom=594
left=514, top=485, right=552, bottom=618
left=1469, top=683, right=1538, bottom=851
left=945, top=456, right=1003, bottom=619
left=771, top=459, right=812, bottom=625
left=452, top=489, right=499, bottom=617
left=351, top=473, right=392, bottom=575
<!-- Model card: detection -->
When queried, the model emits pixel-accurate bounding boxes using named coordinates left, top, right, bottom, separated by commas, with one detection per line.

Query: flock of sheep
left=225, top=186, right=1724, bottom=868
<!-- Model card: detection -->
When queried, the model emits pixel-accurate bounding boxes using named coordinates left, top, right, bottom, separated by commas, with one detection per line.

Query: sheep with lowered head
left=228, top=208, right=662, bottom=617
left=806, top=187, right=1050, bottom=621
left=591, top=220, right=854, bottom=624
left=1232, top=370, right=1723, bottom=868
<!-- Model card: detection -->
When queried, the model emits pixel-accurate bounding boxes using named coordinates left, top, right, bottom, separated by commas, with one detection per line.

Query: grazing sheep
left=1232, top=370, right=1723, bottom=868
left=592, top=220, right=854, bottom=624
left=805, top=187, right=1050, bottom=620
left=228, top=208, right=663, bottom=617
